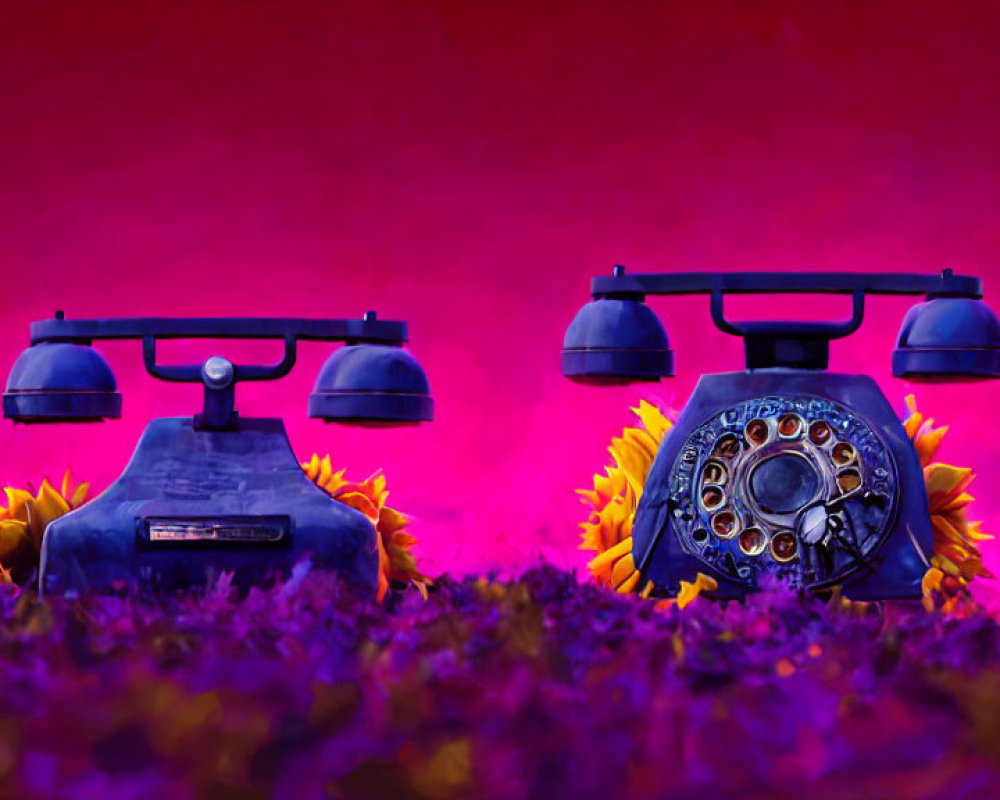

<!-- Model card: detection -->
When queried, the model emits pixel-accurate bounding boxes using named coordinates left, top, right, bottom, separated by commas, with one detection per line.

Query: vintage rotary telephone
left=4, top=313, right=433, bottom=596
left=563, top=268, right=1000, bottom=599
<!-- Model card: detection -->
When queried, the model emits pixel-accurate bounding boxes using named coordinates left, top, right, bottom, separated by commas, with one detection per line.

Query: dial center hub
left=749, top=453, right=820, bottom=514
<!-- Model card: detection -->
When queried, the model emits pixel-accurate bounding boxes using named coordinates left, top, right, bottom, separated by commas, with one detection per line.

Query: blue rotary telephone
left=563, top=268, right=1000, bottom=599
left=4, top=313, right=433, bottom=596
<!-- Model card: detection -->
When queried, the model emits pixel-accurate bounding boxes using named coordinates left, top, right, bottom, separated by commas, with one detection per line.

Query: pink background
left=2, top=1, right=1000, bottom=596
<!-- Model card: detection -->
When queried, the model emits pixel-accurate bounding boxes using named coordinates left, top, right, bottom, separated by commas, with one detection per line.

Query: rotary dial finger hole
left=713, top=433, right=744, bottom=458
left=738, top=527, right=767, bottom=557
left=837, top=468, right=862, bottom=494
left=770, top=531, right=798, bottom=562
left=745, top=418, right=770, bottom=446
left=702, top=459, right=727, bottom=486
left=711, top=510, right=740, bottom=539
left=777, top=413, right=804, bottom=439
left=808, top=420, right=832, bottom=446
left=832, top=442, right=857, bottom=466
left=701, top=485, right=726, bottom=511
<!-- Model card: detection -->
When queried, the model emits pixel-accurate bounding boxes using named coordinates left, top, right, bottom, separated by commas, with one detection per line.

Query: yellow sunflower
left=0, top=470, right=89, bottom=583
left=577, top=400, right=719, bottom=607
left=302, top=454, right=431, bottom=603
left=904, top=395, right=993, bottom=613
left=579, top=396, right=993, bottom=613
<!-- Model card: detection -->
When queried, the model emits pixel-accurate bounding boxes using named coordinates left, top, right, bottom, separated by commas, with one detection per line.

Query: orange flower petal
left=925, top=465, right=975, bottom=519
left=914, top=424, right=948, bottom=466
left=378, top=506, right=409, bottom=534
left=579, top=400, right=674, bottom=593
left=71, top=483, right=90, bottom=508
left=0, top=520, right=30, bottom=561
left=303, top=456, right=426, bottom=603
left=302, top=454, right=321, bottom=481
left=676, top=572, right=718, bottom=609
left=610, top=553, right=637, bottom=589
left=617, top=571, right=642, bottom=594
left=633, top=399, right=674, bottom=441
left=587, top=537, right=633, bottom=574
left=3, top=488, right=33, bottom=523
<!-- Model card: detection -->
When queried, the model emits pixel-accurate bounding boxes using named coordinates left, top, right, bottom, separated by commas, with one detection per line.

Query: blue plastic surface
left=40, top=418, right=379, bottom=595
left=562, top=268, right=997, bottom=600
left=3, top=313, right=433, bottom=596
left=309, top=344, right=434, bottom=423
left=632, top=372, right=933, bottom=600
left=3, top=342, right=122, bottom=421
left=561, top=297, right=674, bottom=383
left=893, top=297, right=1000, bottom=380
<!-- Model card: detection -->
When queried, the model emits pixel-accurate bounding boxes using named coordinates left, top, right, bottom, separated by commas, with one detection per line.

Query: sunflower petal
left=587, top=537, right=633, bottom=574
left=903, top=395, right=924, bottom=438
left=609, top=437, right=654, bottom=500
left=71, top=483, right=90, bottom=508
left=610, top=553, right=637, bottom=589
left=318, top=455, right=332, bottom=487
left=925, top=464, right=974, bottom=504
left=302, top=454, right=321, bottom=481
left=378, top=506, right=409, bottom=534
left=0, top=520, right=30, bottom=561
left=34, top=480, right=71, bottom=524
left=633, top=399, right=673, bottom=441
left=580, top=399, right=674, bottom=591
left=676, top=572, right=718, bottom=609
left=617, top=571, right=641, bottom=594
left=914, top=424, right=948, bottom=466
left=3, top=488, right=33, bottom=523
left=938, top=491, right=974, bottom=513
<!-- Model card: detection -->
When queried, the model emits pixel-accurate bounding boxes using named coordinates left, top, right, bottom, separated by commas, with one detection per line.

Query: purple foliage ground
left=2, top=564, right=1000, bottom=799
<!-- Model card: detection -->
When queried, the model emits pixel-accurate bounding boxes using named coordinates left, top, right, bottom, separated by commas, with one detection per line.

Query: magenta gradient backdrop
left=2, top=1, right=1000, bottom=597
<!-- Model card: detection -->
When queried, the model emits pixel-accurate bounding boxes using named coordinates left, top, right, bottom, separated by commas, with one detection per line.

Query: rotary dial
left=668, top=396, right=898, bottom=588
